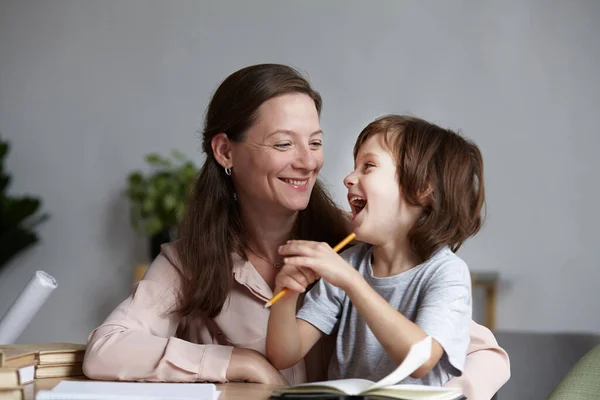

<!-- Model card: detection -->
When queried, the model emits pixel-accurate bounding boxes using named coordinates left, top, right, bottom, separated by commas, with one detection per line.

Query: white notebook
left=35, top=381, right=220, bottom=400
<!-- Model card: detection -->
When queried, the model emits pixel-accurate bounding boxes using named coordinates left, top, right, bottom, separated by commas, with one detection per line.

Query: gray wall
left=0, top=0, right=598, bottom=344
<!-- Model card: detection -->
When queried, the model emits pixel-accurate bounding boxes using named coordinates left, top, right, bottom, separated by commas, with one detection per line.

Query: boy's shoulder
left=429, top=246, right=468, bottom=267
left=420, top=247, right=470, bottom=281
left=339, top=242, right=372, bottom=269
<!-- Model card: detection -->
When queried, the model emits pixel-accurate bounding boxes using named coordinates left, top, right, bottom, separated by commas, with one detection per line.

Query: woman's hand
left=226, top=347, right=288, bottom=385
left=278, top=240, right=358, bottom=291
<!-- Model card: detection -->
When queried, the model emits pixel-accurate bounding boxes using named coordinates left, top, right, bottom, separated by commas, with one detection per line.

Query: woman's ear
left=211, top=133, right=233, bottom=169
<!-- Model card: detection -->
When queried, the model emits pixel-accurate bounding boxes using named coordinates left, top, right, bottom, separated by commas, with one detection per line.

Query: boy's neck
left=371, top=239, right=422, bottom=277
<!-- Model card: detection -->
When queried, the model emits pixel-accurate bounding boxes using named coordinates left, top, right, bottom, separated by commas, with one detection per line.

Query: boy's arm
left=266, top=291, right=323, bottom=370
left=345, top=275, right=444, bottom=377
left=345, top=261, right=472, bottom=378
left=268, top=260, right=346, bottom=370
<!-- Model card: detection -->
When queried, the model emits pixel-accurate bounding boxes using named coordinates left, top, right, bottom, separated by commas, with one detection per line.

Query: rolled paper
left=0, top=271, right=58, bottom=344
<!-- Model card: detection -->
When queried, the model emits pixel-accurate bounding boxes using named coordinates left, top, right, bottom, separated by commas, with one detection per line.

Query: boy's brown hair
left=354, top=115, right=485, bottom=261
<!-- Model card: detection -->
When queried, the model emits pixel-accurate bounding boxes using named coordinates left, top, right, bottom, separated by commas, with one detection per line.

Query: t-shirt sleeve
left=295, top=252, right=350, bottom=335
left=416, top=259, right=472, bottom=377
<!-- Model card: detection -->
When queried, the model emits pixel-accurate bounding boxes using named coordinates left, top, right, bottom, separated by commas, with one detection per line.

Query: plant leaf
left=0, top=141, right=9, bottom=160
left=0, top=228, right=38, bottom=268
left=125, top=149, right=199, bottom=237
left=144, top=217, right=163, bottom=236
left=1, top=197, right=41, bottom=228
left=0, top=175, right=9, bottom=192
left=172, top=150, right=186, bottom=161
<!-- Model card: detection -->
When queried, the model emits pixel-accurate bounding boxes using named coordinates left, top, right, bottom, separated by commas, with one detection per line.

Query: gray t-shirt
left=296, top=243, right=472, bottom=386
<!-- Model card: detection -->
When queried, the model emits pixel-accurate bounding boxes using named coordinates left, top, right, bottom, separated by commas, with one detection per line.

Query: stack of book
left=0, top=343, right=86, bottom=400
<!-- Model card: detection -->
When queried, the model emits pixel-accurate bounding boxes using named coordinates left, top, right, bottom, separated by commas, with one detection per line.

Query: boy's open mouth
left=349, top=196, right=367, bottom=216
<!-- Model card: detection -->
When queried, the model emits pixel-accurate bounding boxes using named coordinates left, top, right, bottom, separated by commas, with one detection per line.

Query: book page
left=0, top=343, right=85, bottom=368
left=279, top=336, right=435, bottom=396
left=0, top=343, right=85, bottom=358
left=284, top=378, right=375, bottom=395
left=38, top=343, right=87, bottom=355
left=367, top=336, right=433, bottom=392
left=367, top=386, right=461, bottom=400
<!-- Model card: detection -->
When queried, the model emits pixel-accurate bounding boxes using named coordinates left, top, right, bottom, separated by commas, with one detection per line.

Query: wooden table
left=35, top=377, right=279, bottom=400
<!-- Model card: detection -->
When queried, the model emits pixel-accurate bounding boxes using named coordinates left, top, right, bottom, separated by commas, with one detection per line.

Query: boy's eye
left=364, top=162, right=375, bottom=170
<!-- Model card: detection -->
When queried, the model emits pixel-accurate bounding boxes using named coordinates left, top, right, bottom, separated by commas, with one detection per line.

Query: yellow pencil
left=264, top=232, right=357, bottom=308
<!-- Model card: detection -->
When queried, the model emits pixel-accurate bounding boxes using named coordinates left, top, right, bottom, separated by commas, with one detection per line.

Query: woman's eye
left=274, top=143, right=292, bottom=150
left=310, top=141, right=323, bottom=148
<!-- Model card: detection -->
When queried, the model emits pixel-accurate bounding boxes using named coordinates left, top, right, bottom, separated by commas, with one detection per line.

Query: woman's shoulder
left=148, top=242, right=245, bottom=285
left=141, top=241, right=184, bottom=288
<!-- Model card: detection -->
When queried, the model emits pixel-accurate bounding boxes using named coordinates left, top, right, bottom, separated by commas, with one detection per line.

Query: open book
left=271, top=337, right=464, bottom=400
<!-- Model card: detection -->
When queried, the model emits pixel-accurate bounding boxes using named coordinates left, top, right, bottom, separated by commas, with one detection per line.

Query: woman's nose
left=292, top=144, right=318, bottom=170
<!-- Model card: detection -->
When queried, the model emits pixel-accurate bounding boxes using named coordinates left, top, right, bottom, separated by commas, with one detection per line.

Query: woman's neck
left=371, top=237, right=422, bottom=277
left=239, top=202, right=298, bottom=262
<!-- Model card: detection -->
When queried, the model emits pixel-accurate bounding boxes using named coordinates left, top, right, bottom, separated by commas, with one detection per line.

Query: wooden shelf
left=472, top=272, right=499, bottom=330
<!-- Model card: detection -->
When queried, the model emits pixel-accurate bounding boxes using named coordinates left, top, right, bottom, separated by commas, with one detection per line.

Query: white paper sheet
left=368, top=335, right=432, bottom=391
left=0, top=270, right=57, bottom=344
left=36, top=381, right=220, bottom=400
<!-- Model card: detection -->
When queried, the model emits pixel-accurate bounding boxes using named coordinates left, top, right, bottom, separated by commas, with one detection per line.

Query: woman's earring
left=224, top=167, right=232, bottom=176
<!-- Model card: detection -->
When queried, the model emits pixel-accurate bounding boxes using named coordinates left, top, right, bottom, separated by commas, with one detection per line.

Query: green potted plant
left=0, top=137, right=49, bottom=272
left=126, top=150, right=198, bottom=260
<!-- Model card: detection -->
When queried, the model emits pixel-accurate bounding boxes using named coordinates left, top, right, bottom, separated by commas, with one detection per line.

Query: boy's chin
left=353, top=225, right=388, bottom=247
left=352, top=226, right=371, bottom=243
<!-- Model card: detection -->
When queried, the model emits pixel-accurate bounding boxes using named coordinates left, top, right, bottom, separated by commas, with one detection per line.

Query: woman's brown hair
left=354, top=115, right=485, bottom=261
left=175, top=64, right=349, bottom=318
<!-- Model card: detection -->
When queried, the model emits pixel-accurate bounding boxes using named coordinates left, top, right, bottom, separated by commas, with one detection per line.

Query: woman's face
left=230, top=93, right=324, bottom=213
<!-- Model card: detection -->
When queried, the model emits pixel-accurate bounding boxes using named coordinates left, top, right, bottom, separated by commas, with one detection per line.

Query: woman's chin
left=278, top=193, right=313, bottom=211
left=278, top=199, right=311, bottom=212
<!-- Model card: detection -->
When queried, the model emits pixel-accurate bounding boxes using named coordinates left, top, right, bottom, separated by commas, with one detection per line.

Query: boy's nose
left=344, top=172, right=356, bottom=188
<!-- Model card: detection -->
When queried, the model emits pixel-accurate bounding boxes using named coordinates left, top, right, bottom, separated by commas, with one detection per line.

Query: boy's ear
left=211, top=133, right=233, bottom=169
left=417, top=184, right=434, bottom=205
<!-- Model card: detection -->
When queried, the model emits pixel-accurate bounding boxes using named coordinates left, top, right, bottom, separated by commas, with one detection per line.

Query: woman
left=83, top=64, right=509, bottom=399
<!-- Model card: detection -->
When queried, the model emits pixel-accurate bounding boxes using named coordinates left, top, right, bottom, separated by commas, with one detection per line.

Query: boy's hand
left=278, top=240, right=357, bottom=290
left=275, top=263, right=318, bottom=294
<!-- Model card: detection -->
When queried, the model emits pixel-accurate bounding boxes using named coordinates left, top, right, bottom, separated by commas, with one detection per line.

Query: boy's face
left=343, top=134, right=421, bottom=246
